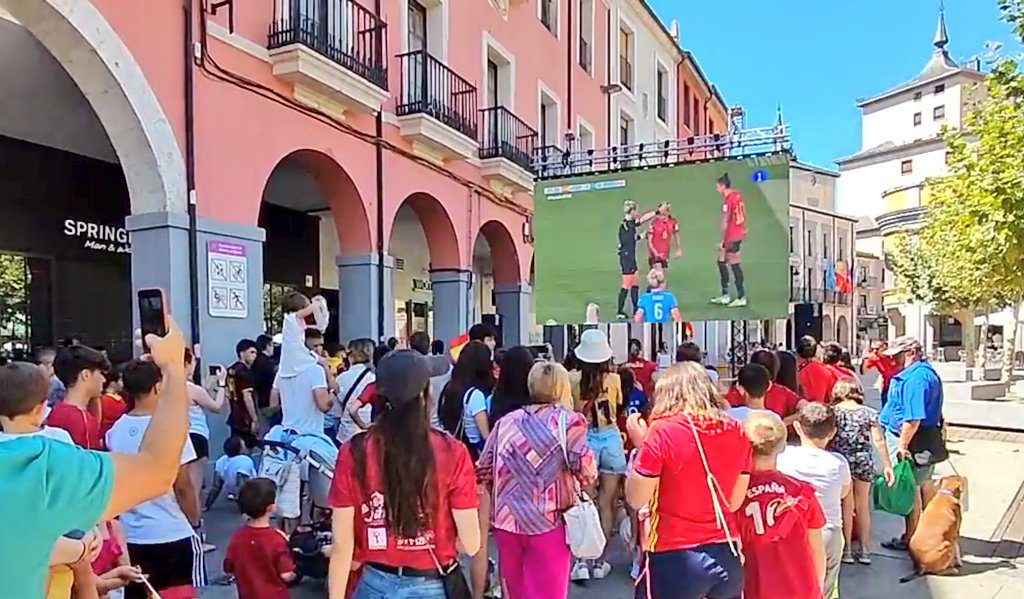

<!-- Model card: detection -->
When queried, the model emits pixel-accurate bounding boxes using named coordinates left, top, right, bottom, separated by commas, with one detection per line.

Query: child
left=98, top=369, right=125, bottom=439
left=728, top=363, right=780, bottom=423
left=224, top=478, right=296, bottom=599
left=46, top=345, right=110, bottom=449
left=829, top=379, right=894, bottom=565
left=741, top=412, right=827, bottom=599
left=778, top=403, right=851, bottom=599
left=205, top=436, right=257, bottom=509
left=278, top=290, right=327, bottom=379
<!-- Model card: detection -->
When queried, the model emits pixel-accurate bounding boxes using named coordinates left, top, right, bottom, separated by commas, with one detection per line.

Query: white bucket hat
left=574, top=329, right=614, bottom=364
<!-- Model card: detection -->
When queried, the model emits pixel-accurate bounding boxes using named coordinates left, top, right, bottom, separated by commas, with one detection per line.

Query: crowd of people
left=0, top=282, right=949, bottom=599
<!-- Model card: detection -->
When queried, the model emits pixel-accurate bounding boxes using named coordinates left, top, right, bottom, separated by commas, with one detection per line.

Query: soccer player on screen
left=710, top=173, right=748, bottom=308
left=617, top=200, right=657, bottom=319
left=646, top=203, right=682, bottom=274
left=634, top=269, right=682, bottom=324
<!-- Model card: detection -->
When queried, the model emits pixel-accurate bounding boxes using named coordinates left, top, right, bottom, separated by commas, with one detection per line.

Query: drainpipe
left=605, top=5, right=612, bottom=145
left=566, top=0, right=573, bottom=140
left=374, top=0, right=385, bottom=341
left=184, top=0, right=201, bottom=371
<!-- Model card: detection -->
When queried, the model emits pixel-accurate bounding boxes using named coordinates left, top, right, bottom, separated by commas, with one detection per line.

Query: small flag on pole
left=449, top=333, right=469, bottom=361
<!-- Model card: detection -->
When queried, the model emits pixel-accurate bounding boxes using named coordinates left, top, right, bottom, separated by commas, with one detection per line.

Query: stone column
left=125, top=212, right=266, bottom=368
left=430, top=269, right=473, bottom=347
left=494, top=283, right=532, bottom=346
left=337, top=253, right=394, bottom=343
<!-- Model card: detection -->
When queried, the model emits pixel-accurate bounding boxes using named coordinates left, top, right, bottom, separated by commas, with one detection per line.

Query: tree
left=890, top=0, right=1024, bottom=387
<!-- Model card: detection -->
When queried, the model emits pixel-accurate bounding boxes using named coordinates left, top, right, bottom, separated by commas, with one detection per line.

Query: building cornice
left=836, top=136, right=946, bottom=169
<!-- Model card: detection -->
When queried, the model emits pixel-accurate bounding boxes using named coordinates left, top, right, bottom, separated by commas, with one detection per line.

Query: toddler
left=205, top=436, right=257, bottom=508
left=278, top=291, right=327, bottom=378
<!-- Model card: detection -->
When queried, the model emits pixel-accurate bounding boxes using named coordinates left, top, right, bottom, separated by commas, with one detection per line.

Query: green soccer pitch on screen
left=533, top=153, right=792, bottom=325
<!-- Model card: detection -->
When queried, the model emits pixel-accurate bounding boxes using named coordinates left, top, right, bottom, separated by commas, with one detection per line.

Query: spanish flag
left=449, top=333, right=470, bottom=361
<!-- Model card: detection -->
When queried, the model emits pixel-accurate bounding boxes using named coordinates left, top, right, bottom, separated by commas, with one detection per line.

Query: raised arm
left=102, top=319, right=190, bottom=521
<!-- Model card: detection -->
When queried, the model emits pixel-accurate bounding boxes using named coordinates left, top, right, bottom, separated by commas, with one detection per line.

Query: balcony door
left=406, top=0, right=428, bottom=109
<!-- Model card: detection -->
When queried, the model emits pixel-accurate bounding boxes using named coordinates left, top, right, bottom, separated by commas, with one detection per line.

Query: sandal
left=857, top=552, right=872, bottom=565
left=881, top=537, right=908, bottom=551
left=841, top=551, right=856, bottom=565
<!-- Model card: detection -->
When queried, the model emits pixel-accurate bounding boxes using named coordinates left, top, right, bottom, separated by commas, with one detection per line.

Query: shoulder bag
left=908, top=421, right=949, bottom=466
left=556, top=409, right=606, bottom=559
left=427, top=545, right=472, bottom=599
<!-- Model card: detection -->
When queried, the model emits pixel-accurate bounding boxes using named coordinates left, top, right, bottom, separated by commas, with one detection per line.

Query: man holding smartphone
left=0, top=315, right=193, bottom=599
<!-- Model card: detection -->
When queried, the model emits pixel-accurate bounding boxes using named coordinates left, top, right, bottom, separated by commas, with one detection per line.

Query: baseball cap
left=883, top=335, right=922, bottom=356
left=375, top=349, right=430, bottom=406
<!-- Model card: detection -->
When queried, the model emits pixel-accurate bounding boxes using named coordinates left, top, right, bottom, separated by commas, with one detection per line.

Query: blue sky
left=648, top=0, right=1020, bottom=169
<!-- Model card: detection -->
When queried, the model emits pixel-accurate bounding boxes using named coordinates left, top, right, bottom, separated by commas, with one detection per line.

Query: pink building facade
left=0, top=0, right=723, bottom=364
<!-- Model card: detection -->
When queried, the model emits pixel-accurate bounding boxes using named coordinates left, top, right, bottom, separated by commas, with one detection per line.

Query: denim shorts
left=636, top=543, right=743, bottom=599
left=587, top=426, right=628, bottom=475
left=354, top=565, right=447, bottom=599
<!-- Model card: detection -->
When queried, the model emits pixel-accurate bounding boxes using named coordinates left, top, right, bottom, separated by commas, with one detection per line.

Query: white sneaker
left=727, top=297, right=748, bottom=308
left=709, top=294, right=731, bottom=305
left=570, top=559, right=591, bottom=581
left=591, top=560, right=612, bottom=580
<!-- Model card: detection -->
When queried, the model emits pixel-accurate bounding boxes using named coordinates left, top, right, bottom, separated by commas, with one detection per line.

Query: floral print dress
left=830, top=404, right=879, bottom=482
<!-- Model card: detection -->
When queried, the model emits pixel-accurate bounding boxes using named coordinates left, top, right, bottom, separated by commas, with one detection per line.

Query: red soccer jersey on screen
left=647, top=216, right=678, bottom=259
left=740, top=470, right=826, bottom=599
left=624, top=359, right=657, bottom=397
left=722, top=191, right=747, bottom=243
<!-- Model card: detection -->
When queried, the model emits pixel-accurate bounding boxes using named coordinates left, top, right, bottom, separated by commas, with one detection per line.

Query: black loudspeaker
left=792, top=303, right=823, bottom=344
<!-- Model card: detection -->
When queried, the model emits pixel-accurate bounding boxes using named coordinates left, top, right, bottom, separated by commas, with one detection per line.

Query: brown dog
left=901, top=476, right=964, bottom=583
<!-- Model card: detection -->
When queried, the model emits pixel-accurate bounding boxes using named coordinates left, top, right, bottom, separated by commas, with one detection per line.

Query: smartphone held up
left=137, top=288, right=168, bottom=352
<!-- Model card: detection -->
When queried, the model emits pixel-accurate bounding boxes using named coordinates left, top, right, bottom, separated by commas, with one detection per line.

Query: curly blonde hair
left=650, top=361, right=729, bottom=420
left=528, top=360, right=574, bottom=409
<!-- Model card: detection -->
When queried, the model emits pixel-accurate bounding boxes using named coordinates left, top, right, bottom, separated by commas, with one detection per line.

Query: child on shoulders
left=278, top=291, right=327, bottom=379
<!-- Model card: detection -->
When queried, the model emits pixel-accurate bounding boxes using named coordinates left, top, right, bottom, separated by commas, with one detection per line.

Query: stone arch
left=837, top=315, right=850, bottom=347
left=263, top=149, right=373, bottom=254
left=1, top=0, right=186, bottom=214
left=822, top=314, right=834, bottom=342
left=474, top=220, right=521, bottom=286
left=390, top=192, right=461, bottom=270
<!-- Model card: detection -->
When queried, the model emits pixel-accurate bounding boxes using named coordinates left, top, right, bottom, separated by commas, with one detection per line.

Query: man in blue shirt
left=878, top=335, right=944, bottom=552
left=633, top=269, right=682, bottom=324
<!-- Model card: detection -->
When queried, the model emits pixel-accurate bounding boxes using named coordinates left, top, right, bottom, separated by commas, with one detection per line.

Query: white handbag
left=556, top=410, right=607, bottom=559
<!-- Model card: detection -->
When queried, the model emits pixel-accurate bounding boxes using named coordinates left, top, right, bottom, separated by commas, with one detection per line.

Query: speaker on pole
left=792, top=303, right=823, bottom=345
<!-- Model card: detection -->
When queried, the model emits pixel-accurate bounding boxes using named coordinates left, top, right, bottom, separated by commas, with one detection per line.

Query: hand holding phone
left=137, top=289, right=168, bottom=353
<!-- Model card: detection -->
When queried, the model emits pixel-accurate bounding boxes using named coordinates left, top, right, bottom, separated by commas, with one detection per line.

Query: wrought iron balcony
left=268, top=0, right=388, bottom=90
left=397, top=50, right=478, bottom=140
left=479, top=106, right=537, bottom=173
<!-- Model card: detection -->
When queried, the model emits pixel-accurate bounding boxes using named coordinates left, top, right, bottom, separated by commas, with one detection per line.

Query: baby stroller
left=257, top=435, right=337, bottom=584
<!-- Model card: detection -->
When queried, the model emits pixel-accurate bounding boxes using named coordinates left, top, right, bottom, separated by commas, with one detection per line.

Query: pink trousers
left=493, top=524, right=571, bottom=599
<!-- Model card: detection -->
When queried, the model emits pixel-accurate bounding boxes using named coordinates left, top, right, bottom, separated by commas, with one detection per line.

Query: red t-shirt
left=98, top=394, right=127, bottom=439
left=727, top=384, right=803, bottom=421
left=355, top=382, right=382, bottom=408
left=862, top=353, right=899, bottom=386
left=796, top=360, right=838, bottom=404
left=624, top=359, right=657, bottom=397
left=740, top=470, right=826, bottom=599
left=633, top=414, right=751, bottom=552
left=328, top=430, right=479, bottom=570
left=647, top=216, right=678, bottom=258
left=223, top=525, right=296, bottom=599
left=46, top=401, right=102, bottom=449
left=827, top=364, right=857, bottom=383
left=722, top=190, right=747, bottom=243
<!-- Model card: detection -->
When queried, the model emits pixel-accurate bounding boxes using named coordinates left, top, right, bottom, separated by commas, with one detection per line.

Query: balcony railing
left=479, top=106, right=537, bottom=172
left=396, top=50, right=478, bottom=139
left=269, top=0, right=388, bottom=90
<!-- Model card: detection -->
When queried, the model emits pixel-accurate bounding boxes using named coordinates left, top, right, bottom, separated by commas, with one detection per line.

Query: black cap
left=376, top=349, right=430, bottom=406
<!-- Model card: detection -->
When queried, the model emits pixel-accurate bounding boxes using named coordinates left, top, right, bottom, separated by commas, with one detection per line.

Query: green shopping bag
left=872, top=458, right=916, bottom=516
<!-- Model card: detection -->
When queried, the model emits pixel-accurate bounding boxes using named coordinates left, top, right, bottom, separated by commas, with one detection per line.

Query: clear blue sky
left=648, top=0, right=1020, bottom=169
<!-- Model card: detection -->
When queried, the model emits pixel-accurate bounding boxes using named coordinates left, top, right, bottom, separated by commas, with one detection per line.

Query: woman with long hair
left=439, top=341, right=495, bottom=456
left=327, top=350, right=481, bottom=599
left=624, top=362, right=751, bottom=599
left=568, top=329, right=624, bottom=581
left=438, top=340, right=496, bottom=599
left=184, top=348, right=226, bottom=551
left=478, top=361, right=597, bottom=599
left=775, top=349, right=803, bottom=396
left=489, top=346, right=535, bottom=425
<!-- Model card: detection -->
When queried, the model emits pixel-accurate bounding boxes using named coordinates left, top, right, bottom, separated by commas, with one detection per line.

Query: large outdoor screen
left=533, top=153, right=791, bottom=324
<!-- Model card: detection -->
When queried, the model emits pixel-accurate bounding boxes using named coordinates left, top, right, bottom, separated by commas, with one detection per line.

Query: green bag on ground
left=872, top=458, right=916, bottom=516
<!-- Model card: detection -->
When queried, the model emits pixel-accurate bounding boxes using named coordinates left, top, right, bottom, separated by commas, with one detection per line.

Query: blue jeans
left=636, top=543, right=744, bottom=599
left=354, top=566, right=447, bottom=599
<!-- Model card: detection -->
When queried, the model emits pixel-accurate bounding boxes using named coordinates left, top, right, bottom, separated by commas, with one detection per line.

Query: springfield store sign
left=63, top=219, right=131, bottom=253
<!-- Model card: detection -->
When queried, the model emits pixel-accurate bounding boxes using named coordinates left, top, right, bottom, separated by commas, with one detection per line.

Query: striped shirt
left=477, top=405, right=597, bottom=535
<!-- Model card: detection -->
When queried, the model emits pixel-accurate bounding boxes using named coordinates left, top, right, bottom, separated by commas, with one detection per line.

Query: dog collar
left=936, top=488, right=961, bottom=503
